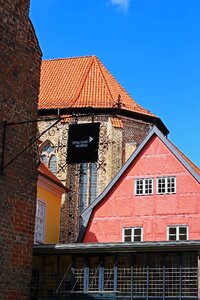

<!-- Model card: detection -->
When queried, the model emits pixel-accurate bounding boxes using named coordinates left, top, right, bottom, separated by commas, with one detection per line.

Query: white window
left=123, top=227, right=143, bottom=242
left=167, top=226, right=188, bottom=241
left=157, top=176, right=176, bottom=194
left=135, top=178, right=153, bottom=195
left=35, top=200, right=46, bottom=243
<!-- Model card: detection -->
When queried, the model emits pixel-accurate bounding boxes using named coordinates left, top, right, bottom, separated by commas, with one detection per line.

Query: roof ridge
left=42, top=55, right=97, bottom=62
left=68, top=56, right=96, bottom=107
left=95, top=57, right=153, bottom=113
left=94, top=56, right=116, bottom=105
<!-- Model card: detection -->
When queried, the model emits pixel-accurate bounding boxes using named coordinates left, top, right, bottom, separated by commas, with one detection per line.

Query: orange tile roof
left=111, top=117, right=123, bottom=128
left=39, top=56, right=155, bottom=117
left=38, top=161, right=67, bottom=191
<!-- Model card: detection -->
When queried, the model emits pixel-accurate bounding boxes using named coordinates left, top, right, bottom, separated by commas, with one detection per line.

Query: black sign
left=67, top=123, right=100, bottom=164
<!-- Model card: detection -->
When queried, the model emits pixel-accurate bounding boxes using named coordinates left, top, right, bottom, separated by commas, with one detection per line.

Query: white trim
left=156, top=176, right=176, bottom=194
left=123, top=227, right=143, bottom=242
left=79, top=125, right=200, bottom=242
left=134, top=177, right=153, bottom=195
left=38, top=174, right=65, bottom=197
left=167, top=225, right=188, bottom=241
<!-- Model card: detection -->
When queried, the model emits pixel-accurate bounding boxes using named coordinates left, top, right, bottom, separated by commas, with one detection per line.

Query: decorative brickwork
left=38, top=114, right=153, bottom=242
left=0, top=1, right=41, bottom=299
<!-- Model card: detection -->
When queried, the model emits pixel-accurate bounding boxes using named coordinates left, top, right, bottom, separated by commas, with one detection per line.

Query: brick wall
left=0, top=1, right=41, bottom=299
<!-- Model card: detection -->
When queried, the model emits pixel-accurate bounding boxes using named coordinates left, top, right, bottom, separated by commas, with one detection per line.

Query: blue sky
left=30, top=0, right=200, bottom=167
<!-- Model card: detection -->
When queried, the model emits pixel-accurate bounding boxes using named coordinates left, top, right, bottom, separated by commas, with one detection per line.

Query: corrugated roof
left=39, top=56, right=155, bottom=117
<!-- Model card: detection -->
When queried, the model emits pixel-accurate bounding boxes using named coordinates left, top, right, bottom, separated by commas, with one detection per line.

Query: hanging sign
left=67, top=123, right=100, bottom=164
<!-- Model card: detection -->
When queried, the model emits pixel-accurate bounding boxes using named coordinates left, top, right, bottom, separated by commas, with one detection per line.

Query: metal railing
left=31, top=264, right=198, bottom=299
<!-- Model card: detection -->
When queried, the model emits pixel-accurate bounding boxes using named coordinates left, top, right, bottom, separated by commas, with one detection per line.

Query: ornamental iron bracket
left=0, top=117, right=62, bottom=174
left=0, top=112, right=116, bottom=175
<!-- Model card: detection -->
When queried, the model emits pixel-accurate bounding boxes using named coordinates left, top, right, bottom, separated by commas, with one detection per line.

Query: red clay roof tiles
left=111, top=117, right=123, bottom=128
left=38, top=161, right=67, bottom=191
left=39, top=56, right=155, bottom=117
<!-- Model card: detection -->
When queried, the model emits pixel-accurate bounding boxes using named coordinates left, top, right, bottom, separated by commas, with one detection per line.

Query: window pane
left=136, top=179, right=143, bottom=195
left=179, top=227, right=186, bottom=234
left=134, top=228, right=141, bottom=236
left=41, top=154, right=48, bottom=165
left=134, top=235, right=141, bottom=242
left=169, top=235, right=176, bottom=241
left=89, top=163, right=97, bottom=204
left=49, top=155, right=57, bottom=174
left=169, top=228, right=176, bottom=234
left=179, top=234, right=187, bottom=240
left=124, top=229, right=132, bottom=236
left=124, top=228, right=132, bottom=242
left=124, top=236, right=132, bottom=242
left=157, top=178, right=165, bottom=193
left=145, top=179, right=153, bottom=194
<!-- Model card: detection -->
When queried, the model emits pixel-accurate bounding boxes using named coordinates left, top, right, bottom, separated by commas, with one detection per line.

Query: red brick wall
left=0, top=1, right=41, bottom=299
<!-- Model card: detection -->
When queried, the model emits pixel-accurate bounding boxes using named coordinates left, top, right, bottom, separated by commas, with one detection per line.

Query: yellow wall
left=37, top=185, right=61, bottom=244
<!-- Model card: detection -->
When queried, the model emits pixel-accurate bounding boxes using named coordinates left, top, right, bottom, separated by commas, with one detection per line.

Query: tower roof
left=39, top=55, right=154, bottom=118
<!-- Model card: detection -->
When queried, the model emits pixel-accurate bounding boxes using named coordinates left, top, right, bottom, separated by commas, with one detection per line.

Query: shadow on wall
left=77, top=225, right=99, bottom=242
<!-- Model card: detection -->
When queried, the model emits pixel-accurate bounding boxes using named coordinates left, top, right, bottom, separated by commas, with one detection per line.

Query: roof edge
left=78, top=125, right=200, bottom=242
left=38, top=107, right=169, bottom=135
left=33, top=240, right=200, bottom=255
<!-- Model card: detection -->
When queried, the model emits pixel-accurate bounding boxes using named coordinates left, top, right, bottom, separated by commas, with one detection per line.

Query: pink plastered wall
left=83, top=135, right=200, bottom=243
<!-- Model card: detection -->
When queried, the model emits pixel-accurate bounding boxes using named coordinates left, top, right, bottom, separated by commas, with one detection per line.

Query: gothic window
left=79, top=163, right=98, bottom=213
left=40, top=142, right=57, bottom=174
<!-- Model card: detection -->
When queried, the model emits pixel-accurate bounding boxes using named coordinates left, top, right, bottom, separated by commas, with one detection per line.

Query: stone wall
left=0, top=1, right=41, bottom=299
left=38, top=114, right=152, bottom=242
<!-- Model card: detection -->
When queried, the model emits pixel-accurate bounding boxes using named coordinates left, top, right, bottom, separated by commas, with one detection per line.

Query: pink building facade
left=81, top=126, right=200, bottom=243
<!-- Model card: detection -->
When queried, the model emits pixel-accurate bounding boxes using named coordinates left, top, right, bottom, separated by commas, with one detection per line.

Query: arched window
left=40, top=142, right=57, bottom=174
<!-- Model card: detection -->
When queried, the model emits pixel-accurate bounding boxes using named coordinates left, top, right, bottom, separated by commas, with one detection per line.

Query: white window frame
left=167, top=225, right=188, bottom=241
left=156, top=176, right=176, bottom=194
left=135, top=178, right=153, bottom=195
left=122, top=227, right=143, bottom=242
left=35, top=200, right=46, bottom=243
